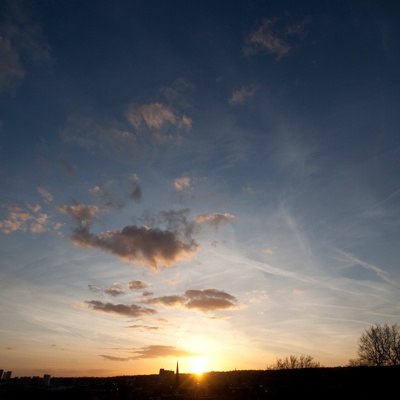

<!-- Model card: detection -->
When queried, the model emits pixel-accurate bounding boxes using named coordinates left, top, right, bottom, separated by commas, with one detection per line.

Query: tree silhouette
left=352, top=323, right=400, bottom=366
left=267, top=354, right=321, bottom=369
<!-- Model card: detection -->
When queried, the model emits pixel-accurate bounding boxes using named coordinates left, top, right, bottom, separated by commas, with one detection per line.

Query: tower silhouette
left=175, top=361, right=180, bottom=395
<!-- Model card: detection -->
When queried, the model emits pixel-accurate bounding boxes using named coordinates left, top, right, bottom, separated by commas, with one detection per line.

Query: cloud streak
left=100, top=345, right=198, bottom=362
left=195, top=213, right=237, bottom=229
left=85, top=300, right=156, bottom=318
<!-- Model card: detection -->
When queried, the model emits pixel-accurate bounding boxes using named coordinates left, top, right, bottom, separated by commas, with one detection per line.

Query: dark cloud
left=88, top=284, right=102, bottom=294
left=128, top=280, right=150, bottom=290
left=58, top=204, right=99, bottom=228
left=88, top=283, right=125, bottom=297
left=128, top=174, right=142, bottom=203
left=105, top=284, right=125, bottom=297
left=185, top=289, right=238, bottom=312
left=85, top=300, right=156, bottom=318
left=90, top=183, right=125, bottom=210
left=143, top=288, right=238, bottom=313
left=159, top=208, right=195, bottom=238
left=71, top=225, right=198, bottom=270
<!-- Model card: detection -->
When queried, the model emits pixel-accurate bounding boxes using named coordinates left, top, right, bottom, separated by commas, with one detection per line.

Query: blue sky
left=1, top=0, right=400, bottom=377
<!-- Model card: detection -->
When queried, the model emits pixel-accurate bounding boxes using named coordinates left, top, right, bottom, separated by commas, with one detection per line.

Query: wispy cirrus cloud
left=127, top=325, right=159, bottom=331
left=61, top=113, right=138, bottom=158
left=337, top=250, right=399, bottom=287
left=125, top=102, right=192, bottom=136
left=245, top=17, right=309, bottom=60
left=142, top=288, right=239, bottom=313
left=229, top=85, right=259, bottom=106
left=85, top=300, right=156, bottom=318
left=0, top=1, right=51, bottom=92
left=37, top=187, right=53, bottom=203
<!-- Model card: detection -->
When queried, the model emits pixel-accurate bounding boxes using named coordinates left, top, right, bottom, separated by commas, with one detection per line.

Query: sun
left=190, top=357, right=208, bottom=375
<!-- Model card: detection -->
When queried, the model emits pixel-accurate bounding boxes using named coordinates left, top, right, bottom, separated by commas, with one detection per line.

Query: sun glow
left=190, top=357, right=209, bottom=375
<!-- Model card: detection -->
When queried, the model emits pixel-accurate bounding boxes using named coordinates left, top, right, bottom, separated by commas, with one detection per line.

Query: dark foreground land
left=1, top=366, right=398, bottom=399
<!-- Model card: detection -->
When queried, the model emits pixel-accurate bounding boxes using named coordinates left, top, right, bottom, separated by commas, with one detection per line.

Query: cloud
left=0, top=204, right=52, bottom=234
left=130, top=345, right=198, bottom=359
left=100, top=355, right=130, bottom=362
left=88, top=283, right=126, bottom=297
left=262, top=247, right=275, bottom=255
left=125, top=102, right=192, bottom=135
left=229, top=85, right=259, bottom=106
left=0, top=1, right=51, bottom=92
left=248, top=290, right=269, bottom=303
left=160, top=78, right=193, bottom=108
left=90, top=182, right=125, bottom=210
left=195, top=213, right=237, bottom=229
left=245, top=17, right=309, bottom=60
left=127, top=325, right=159, bottom=331
left=37, top=187, right=53, bottom=203
left=70, top=225, right=198, bottom=270
left=104, top=283, right=125, bottom=297
left=174, top=177, right=191, bottom=191
left=58, top=204, right=99, bottom=228
left=85, top=300, right=156, bottom=318
left=99, top=345, right=198, bottom=362
left=128, top=174, right=142, bottom=202
left=128, top=280, right=150, bottom=290
left=0, top=36, right=24, bottom=92
left=61, top=113, right=138, bottom=159
left=143, top=288, right=238, bottom=313
left=337, top=250, right=398, bottom=287
left=159, top=208, right=195, bottom=238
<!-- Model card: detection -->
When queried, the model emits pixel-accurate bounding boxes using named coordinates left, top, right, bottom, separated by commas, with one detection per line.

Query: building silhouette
left=2, top=371, right=11, bottom=380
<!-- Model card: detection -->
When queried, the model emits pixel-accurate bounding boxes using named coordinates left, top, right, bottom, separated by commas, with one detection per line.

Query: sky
left=1, top=0, right=400, bottom=378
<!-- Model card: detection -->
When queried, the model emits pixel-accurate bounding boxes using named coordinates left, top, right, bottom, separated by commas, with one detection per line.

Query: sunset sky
left=1, top=0, right=400, bottom=378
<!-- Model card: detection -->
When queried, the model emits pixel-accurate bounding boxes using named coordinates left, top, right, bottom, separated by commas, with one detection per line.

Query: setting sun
left=190, top=357, right=209, bottom=375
